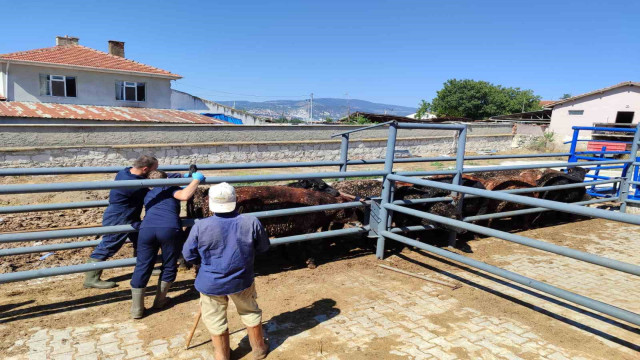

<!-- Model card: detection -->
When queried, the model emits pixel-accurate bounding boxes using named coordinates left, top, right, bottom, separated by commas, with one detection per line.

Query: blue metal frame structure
left=566, top=126, right=640, bottom=203
left=0, top=121, right=639, bottom=327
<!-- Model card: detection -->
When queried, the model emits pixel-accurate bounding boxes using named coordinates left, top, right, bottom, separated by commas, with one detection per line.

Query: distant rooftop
left=0, top=102, right=224, bottom=124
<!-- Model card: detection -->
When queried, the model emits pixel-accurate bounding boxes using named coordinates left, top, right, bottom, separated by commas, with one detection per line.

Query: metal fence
left=1, top=121, right=639, bottom=327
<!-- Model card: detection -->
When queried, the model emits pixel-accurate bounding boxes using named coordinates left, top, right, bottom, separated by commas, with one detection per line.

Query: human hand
left=192, top=172, right=205, bottom=182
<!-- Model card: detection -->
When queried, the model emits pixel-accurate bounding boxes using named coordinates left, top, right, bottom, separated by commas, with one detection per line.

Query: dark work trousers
left=90, top=205, right=141, bottom=261
left=130, top=227, right=183, bottom=289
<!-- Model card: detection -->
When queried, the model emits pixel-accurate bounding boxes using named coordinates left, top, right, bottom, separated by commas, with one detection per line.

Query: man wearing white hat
left=182, top=182, right=270, bottom=360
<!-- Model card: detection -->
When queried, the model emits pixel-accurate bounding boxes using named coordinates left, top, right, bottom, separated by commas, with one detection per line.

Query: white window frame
left=47, top=75, right=76, bottom=97
left=116, top=81, right=146, bottom=102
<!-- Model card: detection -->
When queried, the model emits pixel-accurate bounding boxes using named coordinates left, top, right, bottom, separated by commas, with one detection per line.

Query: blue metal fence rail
left=566, top=125, right=640, bottom=204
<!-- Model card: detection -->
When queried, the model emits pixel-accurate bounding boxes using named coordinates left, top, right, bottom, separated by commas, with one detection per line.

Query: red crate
left=586, top=141, right=627, bottom=152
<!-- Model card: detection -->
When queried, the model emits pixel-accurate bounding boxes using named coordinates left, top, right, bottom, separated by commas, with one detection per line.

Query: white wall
left=548, top=86, right=640, bottom=141
left=5, top=64, right=173, bottom=108
left=170, top=89, right=262, bottom=124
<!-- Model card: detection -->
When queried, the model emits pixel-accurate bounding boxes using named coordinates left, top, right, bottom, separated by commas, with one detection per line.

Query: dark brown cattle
left=186, top=186, right=358, bottom=268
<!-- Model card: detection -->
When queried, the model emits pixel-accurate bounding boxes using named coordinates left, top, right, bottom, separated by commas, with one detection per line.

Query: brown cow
left=186, top=185, right=358, bottom=268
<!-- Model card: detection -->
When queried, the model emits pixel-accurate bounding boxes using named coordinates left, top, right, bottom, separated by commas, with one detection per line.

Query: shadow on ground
left=189, top=298, right=340, bottom=358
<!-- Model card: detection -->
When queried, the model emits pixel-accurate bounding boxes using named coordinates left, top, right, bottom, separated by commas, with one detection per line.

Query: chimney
left=56, top=35, right=79, bottom=46
left=108, top=40, right=125, bottom=57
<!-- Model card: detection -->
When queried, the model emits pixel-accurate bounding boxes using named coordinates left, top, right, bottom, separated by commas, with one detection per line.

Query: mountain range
left=217, top=98, right=416, bottom=120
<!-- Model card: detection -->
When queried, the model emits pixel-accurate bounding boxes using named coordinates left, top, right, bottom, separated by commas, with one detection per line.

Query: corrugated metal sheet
left=0, top=102, right=225, bottom=124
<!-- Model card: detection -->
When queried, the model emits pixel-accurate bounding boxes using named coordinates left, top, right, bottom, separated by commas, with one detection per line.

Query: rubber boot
left=131, top=288, right=145, bottom=319
left=152, top=280, right=173, bottom=309
left=211, top=330, right=231, bottom=360
left=83, top=258, right=116, bottom=289
left=247, top=324, right=269, bottom=360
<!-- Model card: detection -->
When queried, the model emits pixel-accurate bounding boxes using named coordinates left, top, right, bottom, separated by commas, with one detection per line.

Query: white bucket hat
left=208, top=182, right=237, bottom=213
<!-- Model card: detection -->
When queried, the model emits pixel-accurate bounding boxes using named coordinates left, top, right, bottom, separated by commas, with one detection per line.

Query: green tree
left=419, top=79, right=542, bottom=120
left=561, top=93, right=572, bottom=99
left=415, top=100, right=432, bottom=120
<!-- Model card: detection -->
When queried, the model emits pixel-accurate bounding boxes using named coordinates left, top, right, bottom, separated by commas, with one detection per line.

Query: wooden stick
left=185, top=309, right=202, bottom=350
left=378, top=264, right=461, bottom=289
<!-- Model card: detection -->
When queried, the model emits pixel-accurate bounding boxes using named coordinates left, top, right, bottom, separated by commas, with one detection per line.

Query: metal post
left=448, top=125, right=467, bottom=247
left=376, top=122, right=398, bottom=259
left=568, top=128, right=580, bottom=162
left=620, top=124, right=640, bottom=213
left=339, top=134, right=349, bottom=180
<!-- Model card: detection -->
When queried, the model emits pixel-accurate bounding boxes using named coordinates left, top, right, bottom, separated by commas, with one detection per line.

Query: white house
left=0, top=36, right=180, bottom=109
left=547, top=82, right=640, bottom=141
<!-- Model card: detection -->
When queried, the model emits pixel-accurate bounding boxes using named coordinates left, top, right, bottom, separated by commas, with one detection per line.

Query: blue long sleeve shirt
left=102, top=168, right=183, bottom=226
left=141, top=186, right=182, bottom=229
left=182, top=212, right=270, bottom=296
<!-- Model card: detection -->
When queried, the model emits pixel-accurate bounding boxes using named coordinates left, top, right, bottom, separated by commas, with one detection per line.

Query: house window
left=116, top=81, right=145, bottom=102
left=39, top=74, right=77, bottom=97
left=568, top=110, right=584, bottom=115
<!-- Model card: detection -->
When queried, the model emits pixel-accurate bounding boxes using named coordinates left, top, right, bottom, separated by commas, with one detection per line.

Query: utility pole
left=310, top=92, right=314, bottom=122
left=345, top=92, right=350, bottom=120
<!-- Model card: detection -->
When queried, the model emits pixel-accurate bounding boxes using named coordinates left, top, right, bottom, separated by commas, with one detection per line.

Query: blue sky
left=2, top=0, right=638, bottom=107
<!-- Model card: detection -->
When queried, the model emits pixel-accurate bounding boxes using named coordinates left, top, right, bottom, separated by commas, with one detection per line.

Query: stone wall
left=0, top=123, right=513, bottom=147
left=0, top=135, right=513, bottom=168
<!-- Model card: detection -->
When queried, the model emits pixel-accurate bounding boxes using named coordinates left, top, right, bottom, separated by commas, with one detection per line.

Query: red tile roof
left=0, top=45, right=180, bottom=79
left=0, top=102, right=225, bottom=124
left=539, top=100, right=556, bottom=107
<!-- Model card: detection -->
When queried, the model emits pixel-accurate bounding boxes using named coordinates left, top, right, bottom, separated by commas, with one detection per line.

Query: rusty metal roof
left=0, top=102, right=225, bottom=124
left=0, top=45, right=181, bottom=79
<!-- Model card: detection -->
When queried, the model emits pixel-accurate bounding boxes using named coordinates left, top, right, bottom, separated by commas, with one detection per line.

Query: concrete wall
left=0, top=135, right=514, bottom=168
left=0, top=123, right=514, bottom=148
left=170, top=90, right=262, bottom=125
left=549, top=86, right=640, bottom=141
left=3, top=64, right=173, bottom=108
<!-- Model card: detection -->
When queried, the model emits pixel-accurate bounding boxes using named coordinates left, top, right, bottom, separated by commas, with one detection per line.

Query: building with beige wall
left=547, top=82, right=640, bottom=141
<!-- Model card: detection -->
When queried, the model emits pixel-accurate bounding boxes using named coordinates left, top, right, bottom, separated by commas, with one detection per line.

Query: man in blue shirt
left=183, top=182, right=270, bottom=360
left=84, top=155, right=182, bottom=289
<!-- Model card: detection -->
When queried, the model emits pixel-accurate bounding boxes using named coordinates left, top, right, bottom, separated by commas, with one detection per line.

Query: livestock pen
left=0, top=121, right=639, bottom=332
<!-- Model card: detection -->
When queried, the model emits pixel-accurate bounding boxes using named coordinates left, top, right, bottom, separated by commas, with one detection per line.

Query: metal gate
left=0, top=121, right=639, bottom=327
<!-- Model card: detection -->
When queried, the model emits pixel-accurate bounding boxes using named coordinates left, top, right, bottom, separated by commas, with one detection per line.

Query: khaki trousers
left=199, top=282, right=262, bottom=335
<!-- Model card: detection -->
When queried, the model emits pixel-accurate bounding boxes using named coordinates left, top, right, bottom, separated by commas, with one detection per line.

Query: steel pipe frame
left=619, top=125, right=640, bottom=213
left=375, top=122, right=398, bottom=259
left=462, top=197, right=618, bottom=222
left=0, top=201, right=367, bottom=247
left=0, top=161, right=345, bottom=176
left=386, top=174, right=640, bottom=226
left=330, top=121, right=394, bottom=138
left=461, top=159, right=632, bottom=174
left=0, top=170, right=388, bottom=195
left=0, top=240, right=101, bottom=256
left=0, top=200, right=109, bottom=214
left=572, top=126, right=637, bottom=133
left=396, top=123, right=466, bottom=130
left=449, top=125, right=468, bottom=246
left=384, top=203, right=640, bottom=276
left=381, top=230, right=640, bottom=327
left=0, top=226, right=369, bottom=284
left=1, top=171, right=617, bottom=217
left=0, top=153, right=574, bottom=178
left=0, top=225, right=135, bottom=244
